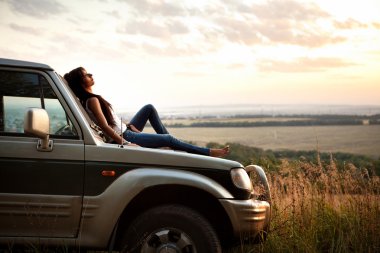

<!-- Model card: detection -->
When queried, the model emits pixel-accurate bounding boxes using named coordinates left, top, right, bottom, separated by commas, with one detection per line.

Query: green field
left=146, top=125, right=380, bottom=158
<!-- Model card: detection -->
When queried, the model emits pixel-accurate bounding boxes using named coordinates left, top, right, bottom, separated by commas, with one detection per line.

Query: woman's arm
left=87, top=97, right=126, bottom=144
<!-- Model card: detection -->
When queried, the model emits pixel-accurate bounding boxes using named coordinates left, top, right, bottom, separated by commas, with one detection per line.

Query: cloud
left=103, top=10, right=121, bottom=19
left=209, top=0, right=344, bottom=48
left=119, top=0, right=185, bottom=17
left=372, top=22, right=380, bottom=29
left=334, top=18, right=368, bottom=29
left=256, top=20, right=345, bottom=48
left=6, top=0, right=67, bottom=18
left=246, top=0, right=330, bottom=21
left=120, top=40, right=203, bottom=57
left=167, top=19, right=189, bottom=35
left=257, top=57, right=355, bottom=73
left=118, top=19, right=189, bottom=39
left=114, top=0, right=364, bottom=58
left=45, top=33, right=126, bottom=63
left=119, top=20, right=170, bottom=38
left=214, top=17, right=262, bottom=45
left=9, top=23, right=42, bottom=35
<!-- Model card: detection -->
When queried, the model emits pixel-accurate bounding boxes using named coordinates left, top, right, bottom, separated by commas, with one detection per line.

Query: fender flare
left=77, top=168, right=233, bottom=248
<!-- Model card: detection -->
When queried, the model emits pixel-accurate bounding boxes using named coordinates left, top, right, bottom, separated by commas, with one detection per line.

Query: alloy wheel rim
left=141, top=228, right=197, bottom=253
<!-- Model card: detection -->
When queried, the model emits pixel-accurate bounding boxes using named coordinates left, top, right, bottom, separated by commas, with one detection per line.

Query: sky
left=1, top=0, right=380, bottom=112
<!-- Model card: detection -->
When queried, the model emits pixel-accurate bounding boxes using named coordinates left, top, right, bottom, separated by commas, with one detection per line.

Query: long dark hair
left=64, top=67, right=116, bottom=127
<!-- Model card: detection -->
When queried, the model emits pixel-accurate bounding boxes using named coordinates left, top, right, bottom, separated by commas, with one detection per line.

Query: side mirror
left=24, top=108, right=53, bottom=151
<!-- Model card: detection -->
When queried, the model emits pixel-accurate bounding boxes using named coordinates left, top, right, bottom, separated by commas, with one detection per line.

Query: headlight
left=230, top=168, right=252, bottom=191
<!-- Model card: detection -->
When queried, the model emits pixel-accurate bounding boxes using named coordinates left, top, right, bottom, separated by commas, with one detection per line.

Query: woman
left=64, top=67, right=230, bottom=157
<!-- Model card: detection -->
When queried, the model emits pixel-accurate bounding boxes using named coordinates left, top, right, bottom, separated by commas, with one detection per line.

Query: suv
left=0, top=58, right=271, bottom=252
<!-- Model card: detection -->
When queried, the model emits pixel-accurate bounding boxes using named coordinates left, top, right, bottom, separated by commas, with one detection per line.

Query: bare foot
left=210, top=145, right=230, bottom=157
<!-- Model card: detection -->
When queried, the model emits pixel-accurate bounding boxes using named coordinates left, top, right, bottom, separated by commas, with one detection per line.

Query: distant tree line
left=164, top=114, right=380, bottom=128
left=229, top=114, right=380, bottom=119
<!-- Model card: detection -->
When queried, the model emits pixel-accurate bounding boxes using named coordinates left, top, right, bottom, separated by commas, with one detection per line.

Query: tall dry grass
left=234, top=155, right=380, bottom=253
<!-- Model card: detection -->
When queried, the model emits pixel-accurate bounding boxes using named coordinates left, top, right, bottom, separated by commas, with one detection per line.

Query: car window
left=0, top=70, right=78, bottom=138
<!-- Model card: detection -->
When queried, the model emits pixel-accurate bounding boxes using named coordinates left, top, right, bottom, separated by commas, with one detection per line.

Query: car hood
left=85, top=143, right=242, bottom=171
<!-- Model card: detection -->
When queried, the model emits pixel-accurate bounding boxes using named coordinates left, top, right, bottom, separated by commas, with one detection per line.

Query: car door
left=0, top=69, right=84, bottom=238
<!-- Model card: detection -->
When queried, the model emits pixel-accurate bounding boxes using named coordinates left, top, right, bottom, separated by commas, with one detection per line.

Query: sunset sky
left=1, top=0, right=379, bottom=111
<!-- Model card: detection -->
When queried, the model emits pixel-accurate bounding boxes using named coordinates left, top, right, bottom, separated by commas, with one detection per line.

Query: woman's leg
left=129, top=104, right=168, bottom=134
left=124, top=130, right=210, bottom=156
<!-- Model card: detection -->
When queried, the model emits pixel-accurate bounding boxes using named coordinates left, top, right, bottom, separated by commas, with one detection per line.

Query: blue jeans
left=124, top=104, right=210, bottom=156
left=129, top=104, right=169, bottom=134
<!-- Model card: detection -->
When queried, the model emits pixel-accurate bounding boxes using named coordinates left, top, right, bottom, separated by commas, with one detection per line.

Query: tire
left=120, top=204, right=221, bottom=253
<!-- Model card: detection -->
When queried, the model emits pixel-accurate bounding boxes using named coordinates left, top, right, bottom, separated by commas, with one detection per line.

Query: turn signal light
left=101, top=170, right=116, bottom=177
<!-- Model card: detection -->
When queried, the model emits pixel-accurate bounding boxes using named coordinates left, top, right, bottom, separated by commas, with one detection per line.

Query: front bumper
left=219, top=198, right=271, bottom=240
left=219, top=165, right=271, bottom=241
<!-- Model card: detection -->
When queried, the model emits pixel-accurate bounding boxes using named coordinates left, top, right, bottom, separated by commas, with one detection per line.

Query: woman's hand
left=121, top=139, right=139, bottom=147
left=127, top=142, right=140, bottom=147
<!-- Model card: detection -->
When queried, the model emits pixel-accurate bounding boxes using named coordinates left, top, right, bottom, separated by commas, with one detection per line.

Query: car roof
left=0, top=58, right=53, bottom=71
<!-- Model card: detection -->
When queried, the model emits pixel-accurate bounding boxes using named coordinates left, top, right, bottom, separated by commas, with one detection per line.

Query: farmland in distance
left=125, top=105, right=380, bottom=158
left=145, top=120, right=380, bottom=158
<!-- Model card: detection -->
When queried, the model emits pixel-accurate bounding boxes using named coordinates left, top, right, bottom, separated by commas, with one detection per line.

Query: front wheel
left=120, top=204, right=221, bottom=253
